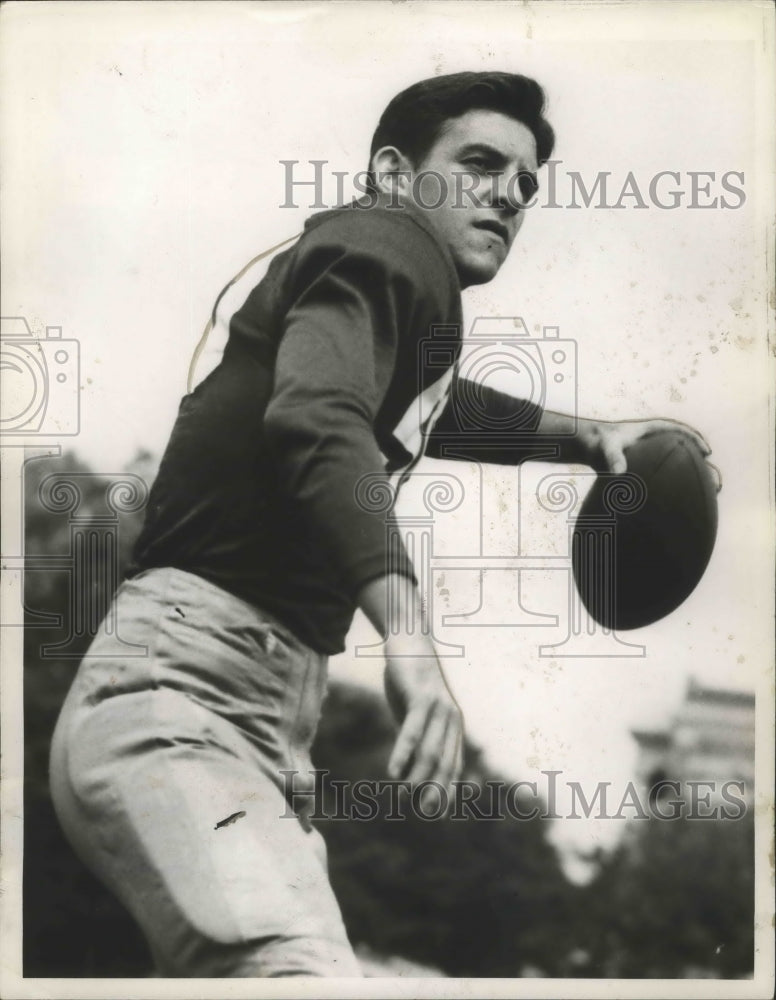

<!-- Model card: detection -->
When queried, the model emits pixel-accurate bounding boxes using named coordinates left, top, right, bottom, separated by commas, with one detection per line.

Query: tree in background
left=23, top=451, right=154, bottom=975
left=311, top=682, right=578, bottom=977
left=577, top=810, right=754, bottom=978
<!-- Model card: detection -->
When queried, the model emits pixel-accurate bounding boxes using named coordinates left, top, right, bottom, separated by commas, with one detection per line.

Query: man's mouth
left=472, top=220, right=510, bottom=245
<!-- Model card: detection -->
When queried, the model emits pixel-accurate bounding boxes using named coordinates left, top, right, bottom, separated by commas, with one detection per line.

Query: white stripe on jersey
left=188, top=233, right=302, bottom=392
left=386, top=363, right=457, bottom=495
left=391, top=364, right=456, bottom=462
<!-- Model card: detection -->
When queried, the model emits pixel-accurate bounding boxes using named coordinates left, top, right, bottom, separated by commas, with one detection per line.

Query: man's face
left=407, top=109, right=539, bottom=288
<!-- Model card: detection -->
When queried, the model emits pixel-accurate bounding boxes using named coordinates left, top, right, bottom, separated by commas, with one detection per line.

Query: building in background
left=631, top=678, right=755, bottom=812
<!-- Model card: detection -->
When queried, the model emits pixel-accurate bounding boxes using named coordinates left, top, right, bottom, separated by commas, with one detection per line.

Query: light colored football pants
left=49, top=567, right=363, bottom=977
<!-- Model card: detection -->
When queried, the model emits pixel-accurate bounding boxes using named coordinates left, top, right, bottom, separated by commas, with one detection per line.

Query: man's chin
left=457, top=253, right=503, bottom=288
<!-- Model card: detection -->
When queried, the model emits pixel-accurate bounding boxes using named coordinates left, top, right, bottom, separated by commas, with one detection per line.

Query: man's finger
left=434, top=715, right=464, bottom=805
left=681, top=427, right=712, bottom=456
left=635, top=419, right=711, bottom=457
left=602, top=441, right=627, bottom=475
left=660, top=419, right=711, bottom=456
left=706, top=460, right=723, bottom=493
left=387, top=704, right=428, bottom=779
left=407, top=703, right=449, bottom=785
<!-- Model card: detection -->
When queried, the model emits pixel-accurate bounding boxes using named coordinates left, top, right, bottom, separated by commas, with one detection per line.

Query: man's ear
left=370, top=146, right=414, bottom=199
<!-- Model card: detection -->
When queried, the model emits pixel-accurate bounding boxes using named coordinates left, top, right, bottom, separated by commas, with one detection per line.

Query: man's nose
left=491, top=187, right=522, bottom=219
left=492, top=170, right=537, bottom=214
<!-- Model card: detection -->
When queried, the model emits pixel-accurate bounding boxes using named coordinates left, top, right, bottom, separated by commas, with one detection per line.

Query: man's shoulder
left=299, top=199, right=458, bottom=288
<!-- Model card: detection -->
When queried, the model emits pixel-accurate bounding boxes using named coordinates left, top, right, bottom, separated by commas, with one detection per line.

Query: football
left=572, top=429, right=719, bottom=631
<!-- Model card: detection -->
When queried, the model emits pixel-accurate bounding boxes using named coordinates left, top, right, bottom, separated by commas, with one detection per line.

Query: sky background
left=2, top=1, right=773, bottom=877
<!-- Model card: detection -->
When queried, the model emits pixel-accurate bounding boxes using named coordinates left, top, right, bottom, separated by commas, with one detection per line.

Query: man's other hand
left=358, top=575, right=464, bottom=814
left=383, top=635, right=464, bottom=810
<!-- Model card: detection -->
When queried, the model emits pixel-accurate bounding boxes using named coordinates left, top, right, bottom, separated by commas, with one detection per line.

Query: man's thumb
left=602, top=442, right=627, bottom=475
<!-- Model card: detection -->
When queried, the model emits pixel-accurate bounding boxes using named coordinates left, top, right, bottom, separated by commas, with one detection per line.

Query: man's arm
left=263, top=212, right=464, bottom=802
left=358, top=576, right=463, bottom=807
left=264, top=237, right=417, bottom=595
left=427, top=376, right=717, bottom=481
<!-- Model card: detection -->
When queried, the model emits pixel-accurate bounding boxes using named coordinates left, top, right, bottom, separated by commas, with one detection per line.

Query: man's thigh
left=51, top=680, right=361, bottom=977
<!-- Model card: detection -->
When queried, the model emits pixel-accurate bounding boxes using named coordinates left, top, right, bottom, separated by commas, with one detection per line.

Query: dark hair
left=368, top=71, right=555, bottom=180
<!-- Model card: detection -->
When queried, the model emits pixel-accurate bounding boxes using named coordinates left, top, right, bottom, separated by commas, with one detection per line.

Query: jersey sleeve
left=263, top=209, right=455, bottom=597
left=424, top=372, right=553, bottom=465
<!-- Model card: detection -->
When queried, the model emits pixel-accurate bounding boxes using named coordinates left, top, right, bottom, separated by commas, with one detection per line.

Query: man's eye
left=463, top=158, right=490, bottom=173
left=518, top=173, right=539, bottom=203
